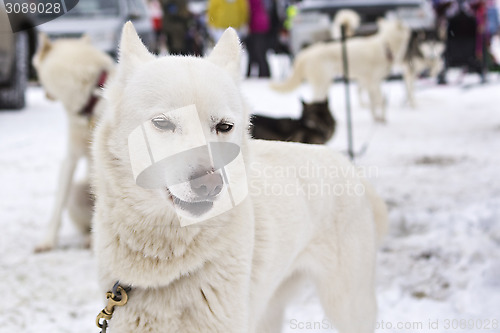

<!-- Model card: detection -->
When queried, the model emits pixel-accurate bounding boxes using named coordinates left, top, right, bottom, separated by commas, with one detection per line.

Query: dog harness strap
left=79, top=70, right=108, bottom=117
left=96, top=281, right=131, bottom=332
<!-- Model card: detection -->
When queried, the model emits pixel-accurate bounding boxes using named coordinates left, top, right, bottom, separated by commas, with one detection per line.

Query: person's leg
left=255, top=34, right=270, bottom=77
left=245, top=35, right=255, bottom=77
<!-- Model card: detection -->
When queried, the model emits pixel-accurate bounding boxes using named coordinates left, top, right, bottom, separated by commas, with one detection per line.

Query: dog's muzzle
left=166, top=170, right=225, bottom=218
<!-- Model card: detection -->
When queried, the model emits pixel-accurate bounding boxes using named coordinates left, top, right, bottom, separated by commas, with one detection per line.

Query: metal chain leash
left=96, top=282, right=131, bottom=333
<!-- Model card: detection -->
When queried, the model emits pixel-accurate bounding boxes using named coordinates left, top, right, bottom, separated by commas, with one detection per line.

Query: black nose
left=190, top=172, right=223, bottom=198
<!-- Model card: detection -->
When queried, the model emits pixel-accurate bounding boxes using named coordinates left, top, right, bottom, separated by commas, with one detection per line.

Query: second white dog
left=271, top=18, right=410, bottom=122
left=33, top=34, right=114, bottom=251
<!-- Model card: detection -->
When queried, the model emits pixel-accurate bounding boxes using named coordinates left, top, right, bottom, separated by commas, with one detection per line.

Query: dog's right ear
left=117, top=22, right=155, bottom=77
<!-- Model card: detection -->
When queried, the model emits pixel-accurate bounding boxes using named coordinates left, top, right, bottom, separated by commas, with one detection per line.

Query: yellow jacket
left=207, top=0, right=249, bottom=29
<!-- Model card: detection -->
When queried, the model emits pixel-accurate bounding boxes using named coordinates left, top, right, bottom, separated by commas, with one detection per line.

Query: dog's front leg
left=35, top=154, right=78, bottom=252
left=357, top=84, right=369, bottom=108
left=367, top=84, right=386, bottom=123
left=403, top=64, right=417, bottom=108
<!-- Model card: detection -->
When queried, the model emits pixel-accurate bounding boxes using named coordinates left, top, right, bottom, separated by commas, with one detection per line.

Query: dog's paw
left=34, top=241, right=55, bottom=253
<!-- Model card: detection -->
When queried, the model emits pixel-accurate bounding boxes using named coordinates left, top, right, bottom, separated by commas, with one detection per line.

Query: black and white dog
left=251, top=100, right=336, bottom=144
left=402, top=30, right=445, bottom=107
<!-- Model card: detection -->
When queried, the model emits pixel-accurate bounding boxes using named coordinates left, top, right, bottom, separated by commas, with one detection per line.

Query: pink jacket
left=249, top=0, right=270, bottom=33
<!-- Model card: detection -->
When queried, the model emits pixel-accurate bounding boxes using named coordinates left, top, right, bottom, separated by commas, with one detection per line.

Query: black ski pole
left=341, top=24, right=354, bottom=161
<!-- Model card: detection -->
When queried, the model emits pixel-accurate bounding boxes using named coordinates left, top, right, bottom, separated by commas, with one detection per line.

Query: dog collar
left=79, top=70, right=108, bottom=117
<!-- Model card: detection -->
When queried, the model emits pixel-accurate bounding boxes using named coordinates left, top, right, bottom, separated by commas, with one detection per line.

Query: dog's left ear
left=32, top=33, right=52, bottom=68
left=207, top=28, right=241, bottom=82
left=36, top=33, right=52, bottom=57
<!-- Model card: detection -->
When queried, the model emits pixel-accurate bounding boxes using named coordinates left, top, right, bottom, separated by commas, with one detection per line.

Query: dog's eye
left=215, top=122, right=234, bottom=134
left=151, top=116, right=175, bottom=132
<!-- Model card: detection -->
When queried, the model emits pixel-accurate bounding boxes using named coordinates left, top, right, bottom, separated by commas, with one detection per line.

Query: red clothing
left=152, top=17, right=163, bottom=31
left=248, top=0, right=270, bottom=33
left=470, top=0, right=487, bottom=57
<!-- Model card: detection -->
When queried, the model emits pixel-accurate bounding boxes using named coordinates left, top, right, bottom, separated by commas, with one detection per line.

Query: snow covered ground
left=1, top=70, right=499, bottom=332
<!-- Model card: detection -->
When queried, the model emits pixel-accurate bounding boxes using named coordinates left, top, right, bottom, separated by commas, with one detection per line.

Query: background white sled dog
left=92, top=22, right=388, bottom=333
left=271, top=15, right=410, bottom=122
left=340, top=10, right=445, bottom=109
left=33, top=34, right=114, bottom=252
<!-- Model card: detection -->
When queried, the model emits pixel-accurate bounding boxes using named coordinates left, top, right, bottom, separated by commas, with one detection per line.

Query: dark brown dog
left=251, top=100, right=336, bottom=144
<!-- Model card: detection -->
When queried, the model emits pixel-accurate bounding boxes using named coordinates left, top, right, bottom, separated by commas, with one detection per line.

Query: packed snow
left=1, top=67, right=499, bottom=332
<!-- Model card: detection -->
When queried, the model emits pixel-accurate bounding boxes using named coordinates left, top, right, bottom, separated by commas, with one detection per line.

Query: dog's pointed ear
left=33, top=33, right=52, bottom=66
left=38, top=32, right=52, bottom=53
left=118, top=22, right=155, bottom=73
left=207, top=28, right=241, bottom=82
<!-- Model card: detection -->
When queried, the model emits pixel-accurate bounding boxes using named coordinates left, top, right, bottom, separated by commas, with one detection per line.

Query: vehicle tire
left=0, top=31, right=28, bottom=110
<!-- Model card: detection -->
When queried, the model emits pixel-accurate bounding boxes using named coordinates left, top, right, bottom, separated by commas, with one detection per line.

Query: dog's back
left=299, top=100, right=336, bottom=144
left=251, top=100, right=336, bottom=144
left=251, top=115, right=302, bottom=141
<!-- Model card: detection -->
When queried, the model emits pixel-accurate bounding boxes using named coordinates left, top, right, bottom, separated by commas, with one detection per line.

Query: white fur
left=92, top=23, right=388, bottom=333
left=271, top=19, right=410, bottom=122
left=33, top=34, right=114, bottom=252
left=331, top=9, right=361, bottom=40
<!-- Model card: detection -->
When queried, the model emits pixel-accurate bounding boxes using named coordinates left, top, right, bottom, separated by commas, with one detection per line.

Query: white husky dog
left=92, top=22, right=387, bottom=333
left=33, top=34, right=114, bottom=252
left=332, top=11, right=445, bottom=109
left=271, top=17, right=410, bottom=122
